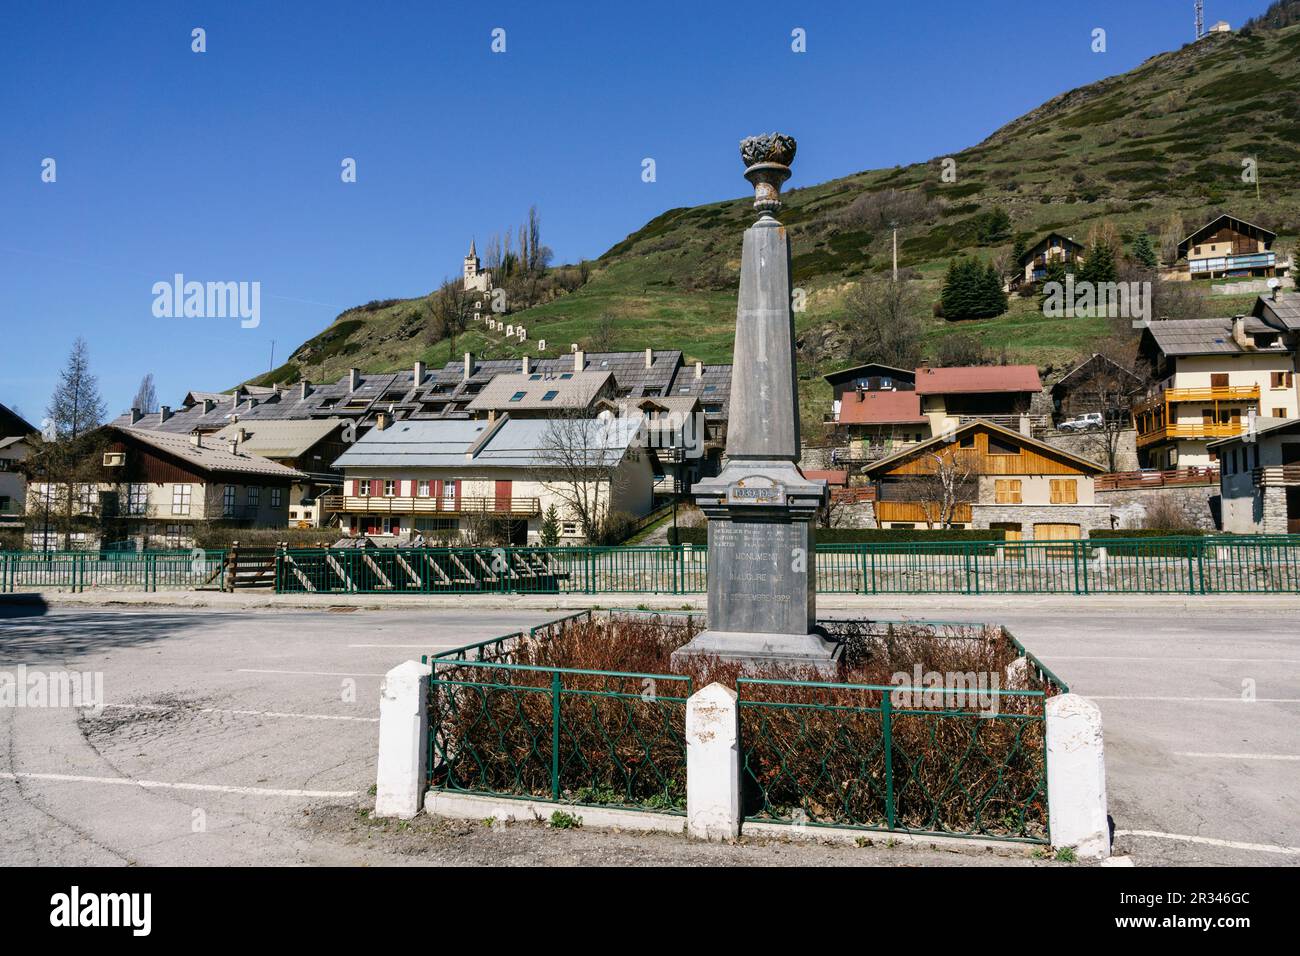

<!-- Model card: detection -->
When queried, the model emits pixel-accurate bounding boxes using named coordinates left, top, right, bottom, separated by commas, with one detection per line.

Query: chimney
left=237, top=427, right=248, bottom=443
left=158, top=405, right=172, bottom=424
left=574, top=350, right=585, bottom=372
left=463, top=352, right=474, bottom=381
left=202, top=399, right=215, bottom=414
left=645, top=347, right=653, bottom=369
left=129, top=407, right=143, bottom=425
left=1273, top=282, right=1283, bottom=303
left=227, top=438, right=239, bottom=455
left=190, top=433, right=203, bottom=448
left=348, top=368, right=361, bottom=391
left=1231, top=314, right=1251, bottom=350
left=376, top=411, right=390, bottom=431
left=413, top=360, right=426, bottom=385
left=231, top=391, right=240, bottom=409
left=694, top=361, right=703, bottom=380
left=299, top=381, right=312, bottom=400
left=520, top=355, right=531, bottom=375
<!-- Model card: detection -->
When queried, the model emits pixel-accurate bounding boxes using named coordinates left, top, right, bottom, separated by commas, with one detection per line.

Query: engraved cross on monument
left=672, top=133, right=839, bottom=673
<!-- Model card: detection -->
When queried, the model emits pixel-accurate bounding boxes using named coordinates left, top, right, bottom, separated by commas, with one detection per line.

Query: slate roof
left=113, top=427, right=307, bottom=479
left=465, top=371, right=613, bottom=412
left=209, top=418, right=345, bottom=459
left=1144, top=317, right=1282, bottom=356
left=1254, top=292, right=1300, bottom=332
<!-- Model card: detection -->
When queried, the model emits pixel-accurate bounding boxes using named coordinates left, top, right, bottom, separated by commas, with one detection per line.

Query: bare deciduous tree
left=530, top=411, right=635, bottom=542
left=132, top=373, right=158, bottom=414
left=842, top=277, right=923, bottom=370
left=893, top=444, right=978, bottom=529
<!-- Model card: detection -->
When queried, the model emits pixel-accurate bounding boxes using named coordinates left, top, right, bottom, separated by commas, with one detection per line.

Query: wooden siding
left=875, top=428, right=1093, bottom=477
left=876, top=501, right=973, bottom=524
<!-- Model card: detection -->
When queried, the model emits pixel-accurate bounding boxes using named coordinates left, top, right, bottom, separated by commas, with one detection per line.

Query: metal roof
left=838, top=390, right=926, bottom=425
left=330, top=415, right=644, bottom=470
left=913, top=365, right=1042, bottom=395
left=1254, top=292, right=1300, bottom=332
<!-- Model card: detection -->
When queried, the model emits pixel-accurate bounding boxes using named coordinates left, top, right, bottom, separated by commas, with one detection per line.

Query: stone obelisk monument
left=672, top=133, right=838, bottom=673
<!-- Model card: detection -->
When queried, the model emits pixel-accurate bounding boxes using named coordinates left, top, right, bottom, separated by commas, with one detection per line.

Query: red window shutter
left=370, top=479, right=382, bottom=497
left=433, top=480, right=443, bottom=503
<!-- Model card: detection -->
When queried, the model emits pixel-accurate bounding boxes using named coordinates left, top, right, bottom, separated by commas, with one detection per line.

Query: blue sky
left=0, top=0, right=1267, bottom=422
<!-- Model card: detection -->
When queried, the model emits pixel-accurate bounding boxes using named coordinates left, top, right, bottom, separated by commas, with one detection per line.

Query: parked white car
left=1058, top=412, right=1104, bottom=432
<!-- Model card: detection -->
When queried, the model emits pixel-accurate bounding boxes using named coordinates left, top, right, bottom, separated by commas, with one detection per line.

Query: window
left=417, top=480, right=430, bottom=497
left=171, top=484, right=192, bottom=516
left=1271, top=372, right=1293, bottom=389
left=0, top=495, right=9, bottom=513
left=1049, top=479, right=1078, bottom=504
left=270, top=488, right=281, bottom=508
left=223, top=485, right=236, bottom=517
left=986, top=435, right=1021, bottom=456
left=542, top=390, right=559, bottom=402
left=994, top=479, right=1022, bottom=504
left=383, top=480, right=395, bottom=497
left=561, top=521, right=579, bottom=536
left=164, top=524, right=184, bottom=547
left=289, top=510, right=298, bottom=519
left=1211, top=373, right=1229, bottom=388
left=127, top=483, right=148, bottom=515
left=1275, top=408, right=1287, bottom=419
left=247, top=486, right=260, bottom=508
left=510, top=391, right=528, bottom=402
left=357, top=480, right=369, bottom=497
left=414, top=517, right=458, bottom=533
left=958, top=434, right=975, bottom=449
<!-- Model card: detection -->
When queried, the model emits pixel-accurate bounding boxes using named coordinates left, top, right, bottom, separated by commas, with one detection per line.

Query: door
left=990, top=522, right=1023, bottom=562
left=442, top=479, right=457, bottom=511
left=495, top=480, right=512, bottom=513
left=1034, top=523, right=1081, bottom=541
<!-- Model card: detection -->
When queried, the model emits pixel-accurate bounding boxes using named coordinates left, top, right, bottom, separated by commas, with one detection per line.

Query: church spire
left=468, top=238, right=477, bottom=258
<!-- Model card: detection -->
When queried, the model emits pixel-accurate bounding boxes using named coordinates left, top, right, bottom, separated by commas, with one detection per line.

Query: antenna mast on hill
left=1195, top=0, right=1204, bottom=39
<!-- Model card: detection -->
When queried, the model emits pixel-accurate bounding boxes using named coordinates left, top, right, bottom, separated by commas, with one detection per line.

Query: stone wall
left=827, top=501, right=875, bottom=529
left=1262, top=485, right=1289, bottom=534
left=1035, top=428, right=1139, bottom=472
left=1096, top=484, right=1221, bottom=531
left=970, top=504, right=1111, bottom=538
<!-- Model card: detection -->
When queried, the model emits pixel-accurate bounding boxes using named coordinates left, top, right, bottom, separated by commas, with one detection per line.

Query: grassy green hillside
left=254, top=22, right=1300, bottom=432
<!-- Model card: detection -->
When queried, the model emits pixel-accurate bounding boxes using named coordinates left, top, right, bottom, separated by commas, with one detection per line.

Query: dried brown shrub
left=431, top=615, right=1051, bottom=838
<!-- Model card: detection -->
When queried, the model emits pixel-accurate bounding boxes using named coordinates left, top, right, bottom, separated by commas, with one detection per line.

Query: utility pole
left=268, top=339, right=276, bottom=372
left=891, top=220, right=898, bottom=280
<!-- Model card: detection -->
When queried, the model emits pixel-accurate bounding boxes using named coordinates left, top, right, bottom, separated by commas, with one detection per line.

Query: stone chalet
left=1211, top=417, right=1300, bottom=534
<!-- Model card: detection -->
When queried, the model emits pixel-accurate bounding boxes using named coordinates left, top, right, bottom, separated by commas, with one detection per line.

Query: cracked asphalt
left=1, top=600, right=1296, bottom=866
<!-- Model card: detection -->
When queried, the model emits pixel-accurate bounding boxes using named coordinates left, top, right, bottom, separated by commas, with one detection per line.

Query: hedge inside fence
left=1087, top=529, right=1208, bottom=539
left=666, top=527, right=1007, bottom=546
left=428, top=615, right=1053, bottom=839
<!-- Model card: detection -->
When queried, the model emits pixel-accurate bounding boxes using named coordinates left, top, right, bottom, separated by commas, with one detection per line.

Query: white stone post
left=685, top=682, right=740, bottom=840
left=1046, top=693, right=1110, bottom=859
left=374, top=660, right=433, bottom=819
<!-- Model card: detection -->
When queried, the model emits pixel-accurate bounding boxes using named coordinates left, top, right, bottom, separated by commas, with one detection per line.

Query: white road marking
left=1174, top=751, right=1300, bottom=761
left=1049, top=655, right=1300, bottom=664
left=237, top=668, right=387, bottom=677
left=0, top=771, right=358, bottom=799
left=1089, top=696, right=1300, bottom=703
left=1115, top=829, right=1300, bottom=856
left=102, top=703, right=377, bottom=723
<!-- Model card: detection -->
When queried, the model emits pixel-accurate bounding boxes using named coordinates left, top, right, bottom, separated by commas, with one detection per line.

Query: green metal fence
left=425, top=658, right=692, bottom=813
left=738, top=677, right=1050, bottom=843
left=0, top=550, right=226, bottom=592
left=276, top=535, right=1300, bottom=595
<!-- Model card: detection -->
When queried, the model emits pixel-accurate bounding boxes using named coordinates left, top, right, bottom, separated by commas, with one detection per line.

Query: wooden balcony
left=1095, top=466, right=1219, bottom=492
left=1133, top=385, right=1259, bottom=416
left=321, top=495, right=542, bottom=517
left=1136, top=421, right=1246, bottom=448
left=1254, top=465, right=1300, bottom=486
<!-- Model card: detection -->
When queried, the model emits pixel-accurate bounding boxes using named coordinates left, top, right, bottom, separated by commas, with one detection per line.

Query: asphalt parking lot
left=1, top=599, right=1296, bottom=866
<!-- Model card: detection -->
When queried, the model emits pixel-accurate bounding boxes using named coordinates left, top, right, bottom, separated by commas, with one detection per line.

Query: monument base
left=670, top=628, right=842, bottom=677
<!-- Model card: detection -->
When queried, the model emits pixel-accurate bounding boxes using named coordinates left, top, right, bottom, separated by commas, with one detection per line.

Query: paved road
left=1, top=601, right=1296, bottom=866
